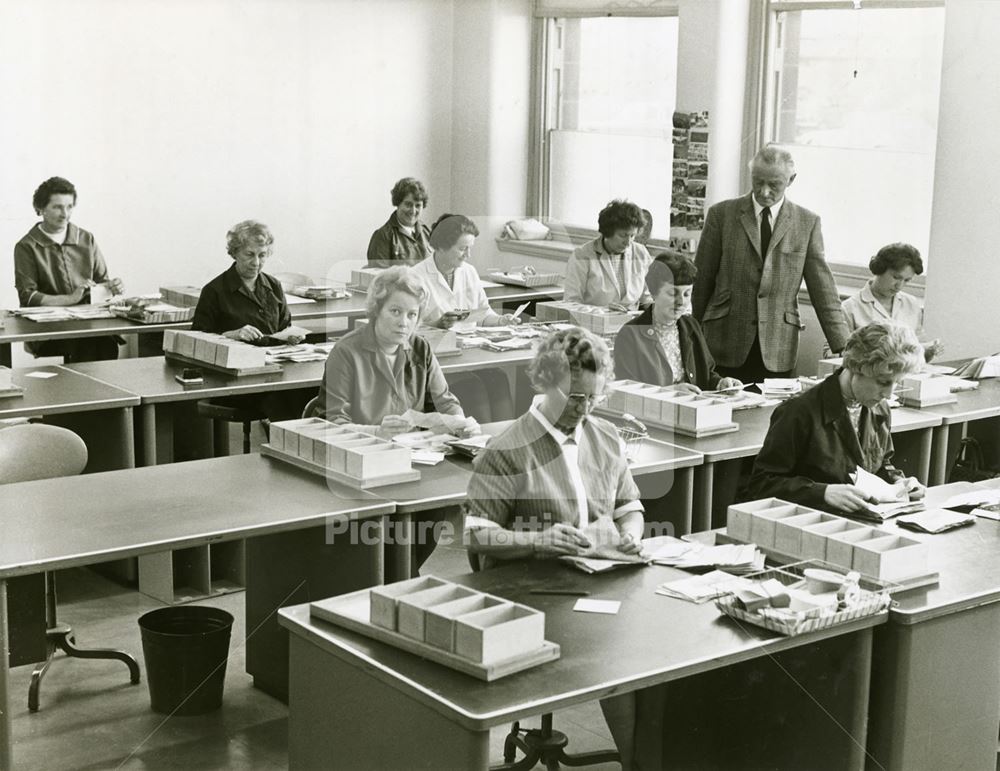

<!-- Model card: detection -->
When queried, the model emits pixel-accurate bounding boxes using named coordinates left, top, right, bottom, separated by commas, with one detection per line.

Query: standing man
left=14, top=176, right=124, bottom=361
left=692, top=146, right=848, bottom=382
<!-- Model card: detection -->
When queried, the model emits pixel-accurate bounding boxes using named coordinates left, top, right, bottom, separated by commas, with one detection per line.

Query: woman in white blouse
left=842, top=243, right=941, bottom=361
left=413, top=214, right=520, bottom=327
left=412, top=214, right=517, bottom=419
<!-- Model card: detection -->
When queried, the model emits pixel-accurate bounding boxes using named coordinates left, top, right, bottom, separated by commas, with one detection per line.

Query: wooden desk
left=0, top=453, right=394, bottom=767
left=914, top=378, right=1000, bottom=485
left=1, top=365, right=139, bottom=470
left=864, top=480, right=1000, bottom=770
left=664, top=402, right=941, bottom=532
left=280, top=560, right=884, bottom=770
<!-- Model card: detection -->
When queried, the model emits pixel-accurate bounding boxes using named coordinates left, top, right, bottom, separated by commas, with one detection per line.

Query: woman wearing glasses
left=464, top=325, right=645, bottom=766
left=746, top=320, right=926, bottom=513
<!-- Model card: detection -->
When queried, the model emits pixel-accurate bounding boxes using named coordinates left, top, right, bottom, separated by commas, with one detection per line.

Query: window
left=539, top=15, right=679, bottom=238
left=762, top=2, right=945, bottom=270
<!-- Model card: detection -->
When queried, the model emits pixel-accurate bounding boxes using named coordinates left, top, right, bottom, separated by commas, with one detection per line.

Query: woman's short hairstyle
left=597, top=199, right=645, bottom=238
left=33, top=177, right=76, bottom=213
left=869, top=243, right=924, bottom=276
left=366, top=266, right=428, bottom=322
left=637, top=208, right=653, bottom=243
left=390, top=177, right=429, bottom=207
left=645, top=251, right=697, bottom=295
left=842, top=321, right=923, bottom=379
left=226, top=220, right=274, bottom=258
left=429, top=214, right=479, bottom=251
left=528, top=326, right=614, bottom=391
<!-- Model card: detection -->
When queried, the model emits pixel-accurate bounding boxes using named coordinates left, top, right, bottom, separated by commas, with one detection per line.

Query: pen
left=529, top=589, right=590, bottom=597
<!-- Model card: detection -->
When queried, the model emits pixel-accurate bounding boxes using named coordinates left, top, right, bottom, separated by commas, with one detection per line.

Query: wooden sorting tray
left=165, top=351, right=281, bottom=377
left=260, top=443, right=420, bottom=489
left=594, top=406, right=738, bottom=439
left=310, top=587, right=560, bottom=681
left=111, top=306, right=195, bottom=324
left=486, top=270, right=561, bottom=288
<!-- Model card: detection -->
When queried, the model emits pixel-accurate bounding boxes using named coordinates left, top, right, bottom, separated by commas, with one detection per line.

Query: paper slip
left=269, top=325, right=311, bottom=342
left=411, top=449, right=446, bottom=465
left=761, top=378, right=800, bottom=392
left=573, top=599, right=621, bottom=615
left=283, top=294, right=316, bottom=304
left=512, top=302, right=530, bottom=319
left=458, top=336, right=491, bottom=347
left=25, top=371, right=58, bottom=379
left=400, top=410, right=473, bottom=434
left=479, top=280, right=504, bottom=289
left=941, top=489, right=1000, bottom=510
left=642, top=535, right=694, bottom=562
left=485, top=338, right=534, bottom=351
left=897, top=508, right=975, bottom=534
left=656, top=571, right=750, bottom=604
left=972, top=504, right=1000, bottom=521
left=89, top=283, right=113, bottom=304
left=852, top=467, right=906, bottom=503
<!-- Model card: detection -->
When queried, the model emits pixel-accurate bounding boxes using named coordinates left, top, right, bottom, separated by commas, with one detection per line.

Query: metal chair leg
left=490, top=712, right=620, bottom=771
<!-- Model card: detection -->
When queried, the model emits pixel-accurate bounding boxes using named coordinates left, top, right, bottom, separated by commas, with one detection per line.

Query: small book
left=897, top=508, right=976, bottom=534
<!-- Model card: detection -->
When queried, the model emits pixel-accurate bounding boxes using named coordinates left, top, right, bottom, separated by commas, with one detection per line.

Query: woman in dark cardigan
left=614, top=251, right=742, bottom=393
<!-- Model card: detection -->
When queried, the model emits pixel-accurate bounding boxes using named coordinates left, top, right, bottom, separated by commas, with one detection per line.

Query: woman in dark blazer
left=746, top=320, right=926, bottom=514
left=614, top=251, right=741, bottom=393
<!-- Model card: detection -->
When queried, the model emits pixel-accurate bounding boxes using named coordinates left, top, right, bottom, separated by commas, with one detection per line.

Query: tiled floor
left=8, top=523, right=620, bottom=770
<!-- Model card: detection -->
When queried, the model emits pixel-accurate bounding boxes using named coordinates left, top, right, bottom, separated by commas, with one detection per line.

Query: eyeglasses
left=557, top=388, right=608, bottom=409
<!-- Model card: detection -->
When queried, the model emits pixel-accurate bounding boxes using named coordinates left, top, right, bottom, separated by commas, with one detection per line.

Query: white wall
left=0, top=0, right=454, bottom=309
left=450, top=0, right=534, bottom=272
left=922, top=0, right=1000, bottom=359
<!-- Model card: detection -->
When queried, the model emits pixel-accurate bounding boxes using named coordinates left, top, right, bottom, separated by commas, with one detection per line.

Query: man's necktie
left=760, top=206, right=772, bottom=260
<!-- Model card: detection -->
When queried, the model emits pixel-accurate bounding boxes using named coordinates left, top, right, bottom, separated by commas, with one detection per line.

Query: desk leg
left=676, top=467, right=693, bottom=536
left=915, top=427, right=932, bottom=485
left=0, top=579, right=12, bottom=771
left=120, top=407, right=135, bottom=469
left=288, top=633, right=490, bottom=769
left=388, top=514, right=414, bottom=583
left=0, top=343, right=10, bottom=369
left=867, top=603, right=1000, bottom=771
left=693, top=462, right=714, bottom=533
left=929, top=424, right=951, bottom=486
left=141, top=404, right=156, bottom=466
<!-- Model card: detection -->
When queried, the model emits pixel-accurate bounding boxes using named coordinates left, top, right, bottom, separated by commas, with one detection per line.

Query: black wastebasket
left=138, top=606, right=234, bottom=716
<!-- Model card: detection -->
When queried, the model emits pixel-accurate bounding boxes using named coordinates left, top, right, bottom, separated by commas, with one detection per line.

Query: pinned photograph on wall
left=673, top=142, right=688, bottom=160
left=687, top=161, right=708, bottom=180
left=670, top=202, right=687, bottom=228
left=672, top=160, right=688, bottom=177
left=672, top=128, right=689, bottom=144
left=685, top=180, right=707, bottom=198
left=690, top=111, right=710, bottom=128
left=688, top=143, right=709, bottom=162
left=672, top=111, right=691, bottom=129
left=690, top=130, right=710, bottom=144
left=672, top=178, right=686, bottom=195
left=685, top=211, right=705, bottom=230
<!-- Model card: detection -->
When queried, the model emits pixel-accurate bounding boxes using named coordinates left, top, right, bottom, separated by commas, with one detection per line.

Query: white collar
left=529, top=395, right=584, bottom=446
left=752, top=195, right=784, bottom=222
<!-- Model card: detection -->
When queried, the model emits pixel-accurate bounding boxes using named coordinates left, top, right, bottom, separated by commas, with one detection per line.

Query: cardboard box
left=773, top=511, right=835, bottom=555
left=215, top=340, right=266, bottom=369
left=824, top=526, right=888, bottom=570
left=675, top=397, right=732, bottom=431
left=454, top=603, right=545, bottom=664
left=268, top=417, right=330, bottom=453
left=852, top=535, right=929, bottom=581
left=423, top=595, right=506, bottom=652
left=726, top=498, right=797, bottom=542
left=396, top=585, right=477, bottom=641
left=344, top=442, right=411, bottom=479
left=748, top=504, right=803, bottom=550
left=799, top=520, right=868, bottom=562
left=369, top=576, right=449, bottom=631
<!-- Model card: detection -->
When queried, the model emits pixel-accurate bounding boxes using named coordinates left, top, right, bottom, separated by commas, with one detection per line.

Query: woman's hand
left=377, top=415, right=412, bottom=439
left=283, top=333, right=305, bottom=345
left=457, top=417, right=481, bottom=437
left=497, top=313, right=522, bottom=326
left=225, top=324, right=264, bottom=343
left=716, top=377, right=743, bottom=392
left=107, top=277, right=125, bottom=296
left=897, top=476, right=926, bottom=501
left=618, top=532, right=645, bottom=557
left=823, top=484, right=874, bottom=512
left=667, top=382, right=701, bottom=395
left=922, top=339, right=943, bottom=362
left=532, top=523, right=592, bottom=557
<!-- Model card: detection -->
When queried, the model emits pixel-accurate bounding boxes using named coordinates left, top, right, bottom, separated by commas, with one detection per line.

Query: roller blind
left=534, top=0, right=679, bottom=18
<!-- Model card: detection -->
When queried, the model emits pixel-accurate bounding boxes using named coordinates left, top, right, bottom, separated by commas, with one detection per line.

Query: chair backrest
left=0, top=424, right=88, bottom=484
left=301, top=396, right=320, bottom=419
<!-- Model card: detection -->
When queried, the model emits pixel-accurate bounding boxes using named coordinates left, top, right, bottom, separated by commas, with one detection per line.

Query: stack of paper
left=758, top=378, right=801, bottom=398
left=648, top=539, right=764, bottom=574
left=897, top=509, right=976, bottom=534
left=264, top=344, right=329, bottom=363
left=940, top=488, right=1000, bottom=511
left=950, top=354, right=1000, bottom=379
left=973, top=504, right=1000, bottom=521
left=17, top=305, right=116, bottom=322
left=484, top=337, right=534, bottom=352
left=655, top=571, right=751, bottom=603
left=850, top=467, right=923, bottom=521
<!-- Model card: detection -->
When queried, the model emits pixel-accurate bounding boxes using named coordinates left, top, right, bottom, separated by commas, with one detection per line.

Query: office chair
left=465, top=550, right=620, bottom=770
left=0, top=424, right=141, bottom=711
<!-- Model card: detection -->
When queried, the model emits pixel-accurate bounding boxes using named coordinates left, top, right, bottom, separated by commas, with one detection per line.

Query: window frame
left=529, top=10, right=681, bottom=254
left=754, top=0, right=944, bottom=291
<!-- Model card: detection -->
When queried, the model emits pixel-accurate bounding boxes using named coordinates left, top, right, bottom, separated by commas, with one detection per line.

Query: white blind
left=534, top=0, right=679, bottom=18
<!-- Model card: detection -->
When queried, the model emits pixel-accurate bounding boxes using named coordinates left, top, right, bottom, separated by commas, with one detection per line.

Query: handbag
left=948, top=437, right=1000, bottom=483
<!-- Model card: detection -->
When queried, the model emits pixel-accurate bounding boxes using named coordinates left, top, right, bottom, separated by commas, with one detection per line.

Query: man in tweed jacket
left=692, top=146, right=849, bottom=382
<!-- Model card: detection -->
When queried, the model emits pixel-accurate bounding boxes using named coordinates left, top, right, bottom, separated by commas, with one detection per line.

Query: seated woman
left=366, top=177, right=432, bottom=268
left=192, top=219, right=304, bottom=345
left=464, top=325, right=644, bottom=766
left=564, top=199, right=652, bottom=309
left=841, top=242, right=941, bottom=361
left=413, top=213, right=520, bottom=327
left=746, top=321, right=926, bottom=514
left=318, top=266, right=478, bottom=575
left=614, top=251, right=741, bottom=394
left=412, top=214, right=518, bottom=421
left=191, top=220, right=307, bottom=420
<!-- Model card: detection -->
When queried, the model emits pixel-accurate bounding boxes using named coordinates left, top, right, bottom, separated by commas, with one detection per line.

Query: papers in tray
left=264, top=344, right=329, bottom=363
left=643, top=535, right=764, bottom=574
left=17, top=305, right=116, bottom=322
left=757, top=378, right=803, bottom=398
left=896, top=508, right=976, bottom=534
left=656, top=571, right=752, bottom=603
